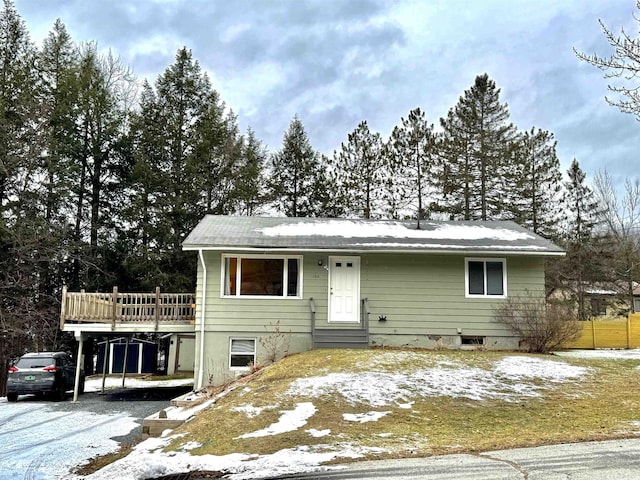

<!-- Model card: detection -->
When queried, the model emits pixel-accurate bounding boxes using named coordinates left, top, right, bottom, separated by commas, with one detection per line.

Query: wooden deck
left=61, top=286, right=196, bottom=333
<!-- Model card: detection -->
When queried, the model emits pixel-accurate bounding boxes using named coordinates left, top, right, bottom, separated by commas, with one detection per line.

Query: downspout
left=197, top=249, right=207, bottom=390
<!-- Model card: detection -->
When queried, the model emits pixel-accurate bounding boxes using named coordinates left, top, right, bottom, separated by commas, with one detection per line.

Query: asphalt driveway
left=0, top=386, right=191, bottom=480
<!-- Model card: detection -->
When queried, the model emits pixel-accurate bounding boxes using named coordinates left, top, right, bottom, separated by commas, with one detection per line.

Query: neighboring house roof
left=183, top=216, right=564, bottom=256
left=584, top=282, right=640, bottom=297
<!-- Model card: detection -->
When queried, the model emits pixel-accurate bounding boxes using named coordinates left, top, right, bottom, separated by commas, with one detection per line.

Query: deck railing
left=60, top=286, right=196, bottom=330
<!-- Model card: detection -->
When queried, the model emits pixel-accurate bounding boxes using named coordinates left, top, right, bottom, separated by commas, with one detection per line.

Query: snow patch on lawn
left=288, top=356, right=589, bottom=405
left=306, top=428, right=331, bottom=437
left=233, top=403, right=276, bottom=418
left=493, top=356, right=588, bottom=381
left=236, top=402, right=316, bottom=439
left=555, top=349, right=640, bottom=360
left=343, top=411, right=391, bottom=423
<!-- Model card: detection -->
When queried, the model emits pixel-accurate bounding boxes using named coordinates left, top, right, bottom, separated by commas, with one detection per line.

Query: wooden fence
left=562, top=313, right=640, bottom=349
left=61, top=286, right=196, bottom=330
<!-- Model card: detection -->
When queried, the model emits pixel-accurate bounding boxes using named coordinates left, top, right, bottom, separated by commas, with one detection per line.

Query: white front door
left=328, top=256, right=360, bottom=323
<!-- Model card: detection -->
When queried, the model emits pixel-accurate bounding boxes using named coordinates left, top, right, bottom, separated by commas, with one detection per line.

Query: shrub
left=259, top=320, right=291, bottom=364
left=493, top=291, right=581, bottom=353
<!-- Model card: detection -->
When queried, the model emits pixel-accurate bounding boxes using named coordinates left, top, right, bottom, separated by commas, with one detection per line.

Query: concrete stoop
left=142, top=390, right=211, bottom=436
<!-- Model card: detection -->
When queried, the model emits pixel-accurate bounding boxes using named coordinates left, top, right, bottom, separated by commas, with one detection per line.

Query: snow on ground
left=554, top=348, right=640, bottom=360
left=343, top=411, right=391, bottom=423
left=0, top=352, right=597, bottom=480
left=76, top=352, right=596, bottom=479
left=233, top=403, right=277, bottom=418
left=0, top=402, right=139, bottom=480
left=82, top=434, right=386, bottom=480
left=237, top=402, right=316, bottom=439
left=84, top=375, right=193, bottom=392
left=288, top=355, right=589, bottom=405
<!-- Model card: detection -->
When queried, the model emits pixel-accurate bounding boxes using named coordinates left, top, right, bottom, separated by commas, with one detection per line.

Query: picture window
left=223, top=255, right=302, bottom=298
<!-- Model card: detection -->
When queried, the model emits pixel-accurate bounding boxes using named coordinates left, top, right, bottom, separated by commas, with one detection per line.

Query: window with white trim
left=465, top=258, right=506, bottom=298
left=229, top=338, right=256, bottom=369
left=222, top=255, right=302, bottom=298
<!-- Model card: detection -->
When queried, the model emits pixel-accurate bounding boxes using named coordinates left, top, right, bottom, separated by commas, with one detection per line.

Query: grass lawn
left=164, top=348, right=640, bottom=462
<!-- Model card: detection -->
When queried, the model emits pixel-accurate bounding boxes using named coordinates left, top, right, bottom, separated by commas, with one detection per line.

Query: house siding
left=194, top=250, right=546, bottom=386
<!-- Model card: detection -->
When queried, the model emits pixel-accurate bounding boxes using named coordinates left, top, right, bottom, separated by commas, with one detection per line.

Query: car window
left=16, top=357, right=55, bottom=369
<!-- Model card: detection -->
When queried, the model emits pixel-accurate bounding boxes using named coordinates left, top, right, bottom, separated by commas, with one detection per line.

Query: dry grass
left=165, top=349, right=640, bottom=462
left=72, top=437, right=141, bottom=476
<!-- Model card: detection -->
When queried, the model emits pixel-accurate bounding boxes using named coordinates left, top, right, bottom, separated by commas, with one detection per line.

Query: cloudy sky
left=15, top=0, right=640, bottom=188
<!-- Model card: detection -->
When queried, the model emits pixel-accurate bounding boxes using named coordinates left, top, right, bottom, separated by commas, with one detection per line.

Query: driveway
left=0, top=386, right=191, bottom=480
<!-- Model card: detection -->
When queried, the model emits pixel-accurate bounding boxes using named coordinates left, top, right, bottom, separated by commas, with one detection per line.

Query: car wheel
left=7, top=393, right=18, bottom=402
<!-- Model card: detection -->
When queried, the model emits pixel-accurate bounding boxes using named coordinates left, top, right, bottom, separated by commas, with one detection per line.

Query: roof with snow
left=183, top=216, right=564, bottom=255
left=183, top=215, right=564, bottom=255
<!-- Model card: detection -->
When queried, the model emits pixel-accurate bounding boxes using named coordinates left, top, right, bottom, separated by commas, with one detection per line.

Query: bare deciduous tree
left=575, top=2, right=640, bottom=118
left=593, top=170, right=640, bottom=312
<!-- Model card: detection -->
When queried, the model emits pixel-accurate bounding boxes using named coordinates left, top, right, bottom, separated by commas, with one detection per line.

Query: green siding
left=196, top=251, right=545, bottom=336
left=362, top=254, right=544, bottom=336
left=194, top=250, right=547, bottom=385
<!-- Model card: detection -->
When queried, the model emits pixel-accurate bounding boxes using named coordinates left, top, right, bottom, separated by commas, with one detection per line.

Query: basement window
left=229, top=338, right=256, bottom=369
left=461, top=336, right=485, bottom=346
left=222, top=255, right=302, bottom=298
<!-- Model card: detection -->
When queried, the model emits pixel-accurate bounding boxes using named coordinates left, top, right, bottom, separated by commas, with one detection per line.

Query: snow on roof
left=259, top=221, right=531, bottom=241
left=183, top=216, right=564, bottom=255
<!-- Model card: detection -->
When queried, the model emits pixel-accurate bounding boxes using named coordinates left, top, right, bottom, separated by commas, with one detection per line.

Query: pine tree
left=234, top=128, right=267, bottom=216
left=0, top=0, right=38, bottom=213
left=331, top=120, right=385, bottom=219
left=563, top=159, right=598, bottom=245
left=268, top=115, right=325, bottom=217
left=438, top=74, right=517, bottom=220
left=437, top=108, right=473, bottom=219
left=0, top=0, right=56, bottom=396
left=126, top=48, right=242, bottom=289
left=386, top=108, right=438, bottom=226
left=553, top=159, right=601, bottom=320
left=71, top=43, right=134, bottom=289
left=507, top=127, right=563, bottom=238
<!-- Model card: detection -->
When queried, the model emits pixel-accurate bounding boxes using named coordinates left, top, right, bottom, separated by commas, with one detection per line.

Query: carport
left=60, top=286, right=197, bottom=401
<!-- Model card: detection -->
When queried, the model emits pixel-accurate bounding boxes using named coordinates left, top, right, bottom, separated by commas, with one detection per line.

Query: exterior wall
left=167, top=334, right=196, bottom=375
left=194, top=251, right=546, bottom=386
left=167, top=334, right=178, bottom=375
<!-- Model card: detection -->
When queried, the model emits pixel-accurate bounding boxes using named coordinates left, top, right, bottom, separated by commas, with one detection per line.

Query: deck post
left=72, top=333, right=84, bottom=403
left=121, top=336, right=130, bottom=387
left=101, top=337, right=109, bottom=393
left=60, top=286, right=67, bottom=329
left=155, top=287, right=161, bottom=331
left=111, top=286, right=118, bottom=330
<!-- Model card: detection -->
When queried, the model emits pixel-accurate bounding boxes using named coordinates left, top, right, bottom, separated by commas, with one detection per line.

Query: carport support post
left=121, top=336, right=130, bottom=387
left=73, top=332, right=85, bottom=403
left=101, top=338, right=109, bottom=393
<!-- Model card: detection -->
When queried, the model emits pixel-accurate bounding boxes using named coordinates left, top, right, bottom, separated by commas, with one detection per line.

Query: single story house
left=183, top=215, right=564, bottom=388
left=585, top=282, right=640, bottom=318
